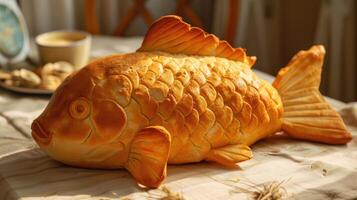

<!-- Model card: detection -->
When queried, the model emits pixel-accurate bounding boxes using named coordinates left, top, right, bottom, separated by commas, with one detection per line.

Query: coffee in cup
left=36, top=31, right=91, bottom=69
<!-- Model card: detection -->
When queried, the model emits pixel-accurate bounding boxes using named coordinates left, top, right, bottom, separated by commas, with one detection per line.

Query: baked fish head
left=31, top=67, right=128, bottom=168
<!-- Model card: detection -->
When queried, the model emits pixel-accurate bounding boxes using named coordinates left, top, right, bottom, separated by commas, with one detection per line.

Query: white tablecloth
left=1, top=37, right=357, bottom=200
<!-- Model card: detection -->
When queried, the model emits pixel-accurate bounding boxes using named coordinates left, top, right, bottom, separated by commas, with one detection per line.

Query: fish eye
left=69, top=97, right=91, bottom=120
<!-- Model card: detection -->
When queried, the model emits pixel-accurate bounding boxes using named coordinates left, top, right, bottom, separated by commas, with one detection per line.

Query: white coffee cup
left=36, top=30, right=91, bottom=69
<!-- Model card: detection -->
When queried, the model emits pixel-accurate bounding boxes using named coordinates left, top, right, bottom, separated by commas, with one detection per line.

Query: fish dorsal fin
left=138, top=15, right=256, bottom=67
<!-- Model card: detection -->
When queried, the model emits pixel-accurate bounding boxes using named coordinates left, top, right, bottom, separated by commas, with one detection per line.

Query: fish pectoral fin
left=205, top=144, right=252, bottom=168
left=125, top=126, right=171, bottom=188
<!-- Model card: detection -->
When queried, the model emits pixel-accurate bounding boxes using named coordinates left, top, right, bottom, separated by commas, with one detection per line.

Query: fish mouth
left=31, top=120, right=51, bottom=145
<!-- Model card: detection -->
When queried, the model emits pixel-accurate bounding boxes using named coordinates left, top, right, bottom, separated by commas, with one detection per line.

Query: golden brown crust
left=126, top=126, right=171, bottom=188
left=138, top=15, right=256, bottom=67
left=32, top=51, right=283, bottom=186
left=273, top=45, right=325, bottom=93
left=273, top=45, right=352, bottom=144
left=63, top=51, right=281, bottom=165
left=35, top=29, right=296, bottom=192
left=32, top=15, right=353, bottom=190
left=31, top=15, right=288, bottom=189
left=205, top=144, right=252, bottom=168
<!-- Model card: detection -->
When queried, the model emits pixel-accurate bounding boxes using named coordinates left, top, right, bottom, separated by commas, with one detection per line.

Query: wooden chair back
left=84, top=0, right=239, bottom=44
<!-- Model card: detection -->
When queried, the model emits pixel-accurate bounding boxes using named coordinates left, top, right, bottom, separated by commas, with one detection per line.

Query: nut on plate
left=41, top=61, right=74, bottom=79
left=10, top=69, right=41, bottom=88
left=39, top=62, right=74, bottom=90
left=0, top=61, right=74, bottom=91
left=39, top=75, right=63, bottom=91
left=0, top=70, right=11, bottom=80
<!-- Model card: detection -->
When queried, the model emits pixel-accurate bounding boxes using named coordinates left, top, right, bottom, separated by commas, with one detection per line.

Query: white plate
left=0, top=81, right=52, bottom=95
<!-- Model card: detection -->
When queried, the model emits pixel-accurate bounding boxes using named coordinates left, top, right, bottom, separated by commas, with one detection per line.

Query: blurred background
left=6, top=0, right=357, bottom=101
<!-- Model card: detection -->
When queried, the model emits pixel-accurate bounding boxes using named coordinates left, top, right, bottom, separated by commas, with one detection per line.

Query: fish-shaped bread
left=31, top=15, right=352, bottom=188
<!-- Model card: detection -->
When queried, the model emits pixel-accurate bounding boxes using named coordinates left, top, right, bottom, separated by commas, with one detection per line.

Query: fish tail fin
left=273, top=45, right=352, bottom=144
